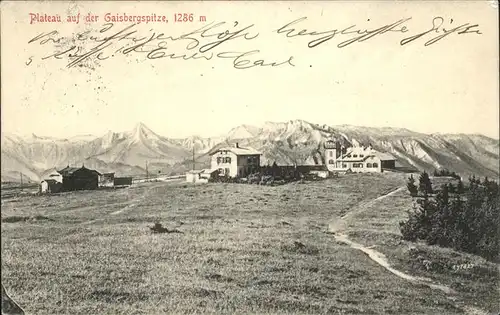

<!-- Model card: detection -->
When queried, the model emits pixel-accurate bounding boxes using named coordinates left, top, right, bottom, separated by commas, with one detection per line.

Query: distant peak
left=131, top=122, right=154, bottom=134
left=288, top=119, right=311, bottom=124
left=227, top=124, right=260, bottom=139
left=134, top=122, right=147, bottom=130
left=129, top=122, right=163, bottom=142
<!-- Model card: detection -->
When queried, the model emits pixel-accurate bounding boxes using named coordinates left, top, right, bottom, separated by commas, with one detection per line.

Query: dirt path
left=81, top=187, right=151, bottom=225
left=342, top=186, right=405, bottom=221
left=110, top=192, right=148, bottom=215
left=329, top=186, right=490, bottom=315
left=333, top=232, right=455, bottom=294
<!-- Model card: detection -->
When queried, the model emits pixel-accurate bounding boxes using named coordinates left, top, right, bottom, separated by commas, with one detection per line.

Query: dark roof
left=57, top=166, right=102, bottom=176
left=41, top=179, right=59, bottom=184
left=90, top=169, right=103, bottom=175
left=57, top=166, right=80, bottom=175
left=209, top=146, right=261, bottom=156
left=377, top=152, right=397, bottom=161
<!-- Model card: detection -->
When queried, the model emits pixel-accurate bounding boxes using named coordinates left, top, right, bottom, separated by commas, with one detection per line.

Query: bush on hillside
left=433, top=168, right=461, bottom=180
left=407, top=174, right=418, bottom=197
left=418, top=171, right=434, bottom=195
left=400, top=174, right=500, bottom=262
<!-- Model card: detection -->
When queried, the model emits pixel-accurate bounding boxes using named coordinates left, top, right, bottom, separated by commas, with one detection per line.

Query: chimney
left=235, top=142, right=239, bottom=148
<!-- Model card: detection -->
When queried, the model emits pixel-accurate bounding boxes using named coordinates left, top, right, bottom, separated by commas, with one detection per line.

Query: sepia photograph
left=1, top=1, right=499, bottom=314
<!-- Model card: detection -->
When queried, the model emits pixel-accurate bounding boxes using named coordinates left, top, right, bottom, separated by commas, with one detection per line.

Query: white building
left=44, top=171, right=63, bottom=183
left=209, top=143, right=261, bottom=178
left=324, top=140, right=396, bottom=173
left=40, top=179, right=62, bottom=193
left=99, top=173, right=115, bottom=187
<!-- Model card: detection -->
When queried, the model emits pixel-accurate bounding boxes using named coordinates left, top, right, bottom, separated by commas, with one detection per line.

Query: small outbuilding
left=114, top=177, right=133, bottom=187
left=99, top=172, right=115, bottom=187
left=186, top=169, right=217, bottom=184
left=40, top=179, right=63, bottom=194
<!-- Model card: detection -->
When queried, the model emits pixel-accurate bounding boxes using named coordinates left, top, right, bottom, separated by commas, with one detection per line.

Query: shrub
left=433, top=168, right=461, bottom=180
left=418, top=171, right=433, bottom=195
left=401, top=174, right=500, bottom=262
left=407, top=174, right=418, bottom=197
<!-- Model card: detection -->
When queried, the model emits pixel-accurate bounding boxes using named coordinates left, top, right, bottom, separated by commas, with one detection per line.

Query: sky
left=1, top=1, right=499, bottom=139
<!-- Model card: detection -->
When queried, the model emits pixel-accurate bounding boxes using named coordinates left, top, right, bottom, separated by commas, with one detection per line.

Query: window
left=372, top=163, right=378, bottom=168
left=366, top=163, right=372, bottom=168
left=353, top=164, right=358, bottom=168
left=225, top=168, right=230, bottom=175
left=247, top=156, right=258, bottom=164
left=329, top=151, right=333, bottom=157
left=218, top=157, right=231, bottom=164
left=329, top=159, right=334, bottom=164
left=342, top=164, right=347, bottom=168
left=360, top=154, right=364, bottom=157
left=353, top=154, right=358, bottom=158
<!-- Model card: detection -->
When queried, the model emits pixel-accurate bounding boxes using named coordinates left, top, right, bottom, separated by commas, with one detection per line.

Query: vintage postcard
left=1, top=1, right=499, bottom=314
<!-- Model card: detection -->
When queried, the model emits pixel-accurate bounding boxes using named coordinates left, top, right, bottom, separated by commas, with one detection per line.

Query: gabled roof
left=209, top=147, right=261, bottom=156
left=337, top=148, right=396, bottom=162
left=41, top=179, right=59, bottom=184
left=338, top=147, right=369, bottom=162
left=90, top=169, right=103, bottom=175
left=57, top=166, right=102, bottom=176
left=376, top=152, right=396, bottom=161
left=57, top=166, right=80, bottom=175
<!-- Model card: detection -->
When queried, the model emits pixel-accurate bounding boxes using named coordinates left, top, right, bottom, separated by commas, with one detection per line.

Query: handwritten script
left=27, top=17, right=481, bottom=70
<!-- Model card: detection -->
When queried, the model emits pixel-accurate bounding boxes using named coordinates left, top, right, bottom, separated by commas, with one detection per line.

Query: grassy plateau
left=1, top=173, right=498, bottom=314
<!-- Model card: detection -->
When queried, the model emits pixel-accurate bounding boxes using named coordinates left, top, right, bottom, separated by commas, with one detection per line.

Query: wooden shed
left=58, top=165, right=101, bottom=191
left=114, top=177, right=133, bottom=187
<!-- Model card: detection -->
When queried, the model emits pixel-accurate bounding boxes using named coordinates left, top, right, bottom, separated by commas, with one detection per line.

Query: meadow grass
left=1, top=173, right=496, bottom=314
left=344, top=185, right=499, bottom=313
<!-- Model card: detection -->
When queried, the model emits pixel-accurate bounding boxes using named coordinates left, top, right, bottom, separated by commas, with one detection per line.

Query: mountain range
left=1, top=120, right=498, bottom=182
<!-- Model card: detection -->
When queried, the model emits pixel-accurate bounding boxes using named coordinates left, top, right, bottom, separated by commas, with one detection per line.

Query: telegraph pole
left=20, top=172, right=23, bottom=191
left=146, top=161, right=149, bottom=181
